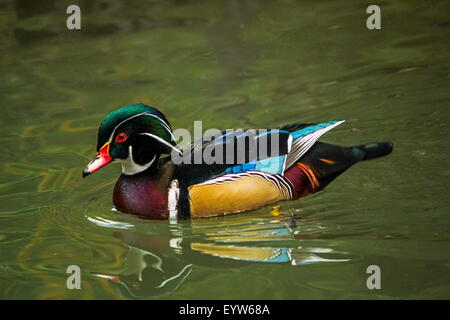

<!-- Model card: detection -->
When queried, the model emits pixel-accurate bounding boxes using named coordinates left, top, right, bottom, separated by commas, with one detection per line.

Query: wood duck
left=82, top=104, right=393, bottom=220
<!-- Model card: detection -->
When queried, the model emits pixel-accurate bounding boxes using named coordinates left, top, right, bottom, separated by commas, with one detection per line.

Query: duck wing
left=174, top=120, right=344, bottom=186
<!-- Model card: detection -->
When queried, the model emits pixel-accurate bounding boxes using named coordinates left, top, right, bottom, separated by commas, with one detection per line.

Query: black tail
left=353, top=142, right=394, bottom=161
left=299, top=141, right=393, bottom=190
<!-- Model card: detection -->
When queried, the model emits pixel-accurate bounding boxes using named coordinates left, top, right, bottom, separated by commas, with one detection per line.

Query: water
left=0, top=0, right=449, bottom=299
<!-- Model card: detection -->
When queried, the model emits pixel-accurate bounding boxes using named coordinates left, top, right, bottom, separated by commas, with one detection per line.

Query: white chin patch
left=121, top=145, right=156, bottom=175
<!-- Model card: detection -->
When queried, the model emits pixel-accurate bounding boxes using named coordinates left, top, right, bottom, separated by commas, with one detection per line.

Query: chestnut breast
left=113, top=163, right=175, bottom=219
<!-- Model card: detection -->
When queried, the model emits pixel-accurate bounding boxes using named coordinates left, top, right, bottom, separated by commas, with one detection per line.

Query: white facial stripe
left=121, top=145, right=157, bottom=175
left=108, top=112, right=175, bottom=143
left=109, top=112, right=147, bottom=143
left=144, top=114, right=177, bottom=143
left=139, top=133, right=182, bottom=155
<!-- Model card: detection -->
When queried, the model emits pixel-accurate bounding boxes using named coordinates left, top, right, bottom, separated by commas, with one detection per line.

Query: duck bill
left=82, top=142, right=113, bottom=177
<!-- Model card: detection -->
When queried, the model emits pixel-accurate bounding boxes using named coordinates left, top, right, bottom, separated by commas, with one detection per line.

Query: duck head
left=82, top=104, right=181, bottom=177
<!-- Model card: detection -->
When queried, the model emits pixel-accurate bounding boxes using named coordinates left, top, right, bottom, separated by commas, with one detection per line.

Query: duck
left=82, top=104, right=393, bottom=220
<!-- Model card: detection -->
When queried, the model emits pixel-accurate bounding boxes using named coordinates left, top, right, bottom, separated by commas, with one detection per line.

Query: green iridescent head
left=83, top=104, right=181, bottom=177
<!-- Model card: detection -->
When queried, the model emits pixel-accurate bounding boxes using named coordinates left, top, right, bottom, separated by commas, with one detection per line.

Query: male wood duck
left=82, top=104, right=393, bottom=220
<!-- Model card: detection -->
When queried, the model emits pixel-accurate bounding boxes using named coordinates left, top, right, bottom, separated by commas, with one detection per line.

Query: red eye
left=115, top=133, right=128, bottom=143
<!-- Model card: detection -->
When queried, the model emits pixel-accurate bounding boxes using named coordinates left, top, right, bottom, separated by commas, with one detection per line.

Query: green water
left=1, top=0, right=449, bottom=299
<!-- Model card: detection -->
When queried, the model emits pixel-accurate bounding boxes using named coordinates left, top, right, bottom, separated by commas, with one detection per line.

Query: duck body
left=112, top=157, right=313, bottom=219
left=83, top=104, right=393, bottom=220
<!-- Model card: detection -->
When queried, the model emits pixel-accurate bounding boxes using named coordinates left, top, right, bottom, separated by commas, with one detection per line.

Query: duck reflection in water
left=90, top=209, right=349, bottom=298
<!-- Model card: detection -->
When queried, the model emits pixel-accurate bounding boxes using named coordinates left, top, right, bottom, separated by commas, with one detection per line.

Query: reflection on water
left=94, top=248, right=193, bottom=299
left=87, top=209, right=350, bottom=298
left=1, top=0, right=449, bottom=299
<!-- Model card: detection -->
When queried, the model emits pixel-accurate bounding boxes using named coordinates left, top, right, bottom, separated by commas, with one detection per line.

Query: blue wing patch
left=225, top=155, right=286, bottom=175
left=255, top=155, right=286, bottom=174
left=291, top=121, right=341, bottom=140
left=225, top=161, right=257, bottom=174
